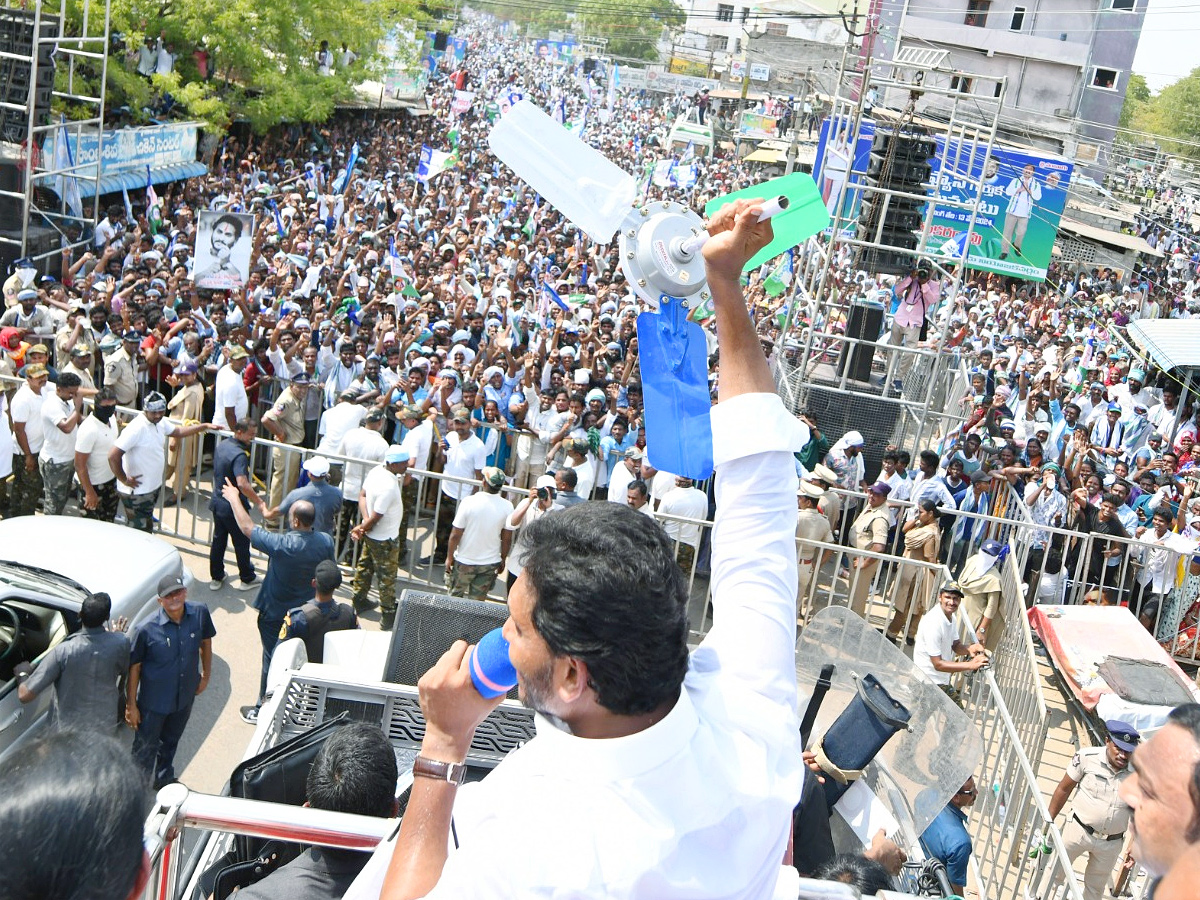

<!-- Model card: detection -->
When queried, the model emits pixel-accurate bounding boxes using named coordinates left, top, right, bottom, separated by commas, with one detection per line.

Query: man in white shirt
left=657, top=476, right=709, bottom=573
left=447, top=466, right=514, bottom=601
left=9, top=363, right=53, bottom=516
left=317, top=389, right=368, bottom=455
left=39, top=371, right=85, bottom=515
left=913, top=582, right=988, bottom=702
left=74, top=388, right=120, bottom=522
left=211, top=345, right=250, bottom=430
left=336, top=410, right=388, bottom=552
left=430, top=407, right=487, bottom=564
left=1001, top=164, right=1042, bottom=260
left=625, top=478, right=656, bottom=517
left=397, top=404, right=434, bottom=560
left=607, top=447, right=643, bottom=504
left=377, top=198, right=809, bottom=900
left=110, top=392, right=213, bottom=532
left=504, top=475, right=563, bottom=590
left=349, top=446, right=409, bottom=630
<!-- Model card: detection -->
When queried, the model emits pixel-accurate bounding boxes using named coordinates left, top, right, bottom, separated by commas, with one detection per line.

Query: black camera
left=537, top=486, right=554, bottom=500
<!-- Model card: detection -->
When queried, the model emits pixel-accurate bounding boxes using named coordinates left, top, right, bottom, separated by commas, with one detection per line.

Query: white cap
left=303, top=456, right=331, bottom=477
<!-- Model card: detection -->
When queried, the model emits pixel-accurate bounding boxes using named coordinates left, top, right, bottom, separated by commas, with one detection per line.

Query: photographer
left=888, top=259, right=939, bottom=394
left=503, top=474, right=563, bottom=591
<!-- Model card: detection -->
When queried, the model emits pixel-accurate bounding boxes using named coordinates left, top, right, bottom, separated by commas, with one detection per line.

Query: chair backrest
left=384, top=590, right=511, bottom=693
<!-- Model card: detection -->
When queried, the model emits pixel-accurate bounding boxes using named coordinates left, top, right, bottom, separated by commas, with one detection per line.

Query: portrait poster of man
left=194, top=210, right=254, bottom=291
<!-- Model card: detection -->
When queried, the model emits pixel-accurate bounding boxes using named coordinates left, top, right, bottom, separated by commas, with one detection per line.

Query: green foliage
left=576, top=0, right=682, bottom=60
left=1118, top=72, right=1150, bottom=131
left=1127, top=68, right=1200, bottom=159
left=59, top=0, right=422, bottom=132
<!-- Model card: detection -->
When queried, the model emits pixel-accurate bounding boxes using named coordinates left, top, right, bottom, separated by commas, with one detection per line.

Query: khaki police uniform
left=103, top=345, right=139, bottom=406
left=279, top=598, right=358, bottom=665
left=1059, top=747, right=1132, bottom=900
left=796, top=507, right=833, bottom=608
left=849, top=504, right=890, bottom=616
left=263, top=386, right=308, bottom=510
left=818, top=489, right=843, bottom=538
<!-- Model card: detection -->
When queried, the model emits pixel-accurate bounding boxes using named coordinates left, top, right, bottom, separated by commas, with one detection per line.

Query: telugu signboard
left=43, top=123, right=199, bottom=174
left=927, top=140, right=1073, bottom=282
left=643, top=69, right=718, bottom=95
left=749, top=63, right=771, bottom=82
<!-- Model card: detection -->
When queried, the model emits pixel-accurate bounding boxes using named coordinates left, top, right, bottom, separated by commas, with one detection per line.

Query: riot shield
left=797, top=606, right=983, bottom=842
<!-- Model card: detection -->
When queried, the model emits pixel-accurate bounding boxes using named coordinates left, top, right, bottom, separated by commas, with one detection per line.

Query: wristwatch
left=412, top=755, right=468, bottom=785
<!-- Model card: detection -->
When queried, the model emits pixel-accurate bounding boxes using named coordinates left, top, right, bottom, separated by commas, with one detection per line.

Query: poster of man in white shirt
left=1000, top=164, right=1042, bottom=260
left=194, top=211, right=254, bottom=291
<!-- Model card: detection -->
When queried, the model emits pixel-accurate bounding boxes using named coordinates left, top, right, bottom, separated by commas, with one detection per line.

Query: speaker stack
left=857, top=128, right=935, bottom=275
left=0, top=9, right=55, bottom=144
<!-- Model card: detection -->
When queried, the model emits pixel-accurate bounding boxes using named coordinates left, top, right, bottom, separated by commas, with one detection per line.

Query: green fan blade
left=704, top=173, right=831, bottom=271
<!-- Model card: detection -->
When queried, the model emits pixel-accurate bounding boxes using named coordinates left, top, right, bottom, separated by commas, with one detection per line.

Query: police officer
left=278, top=560, right=358, bottom=664
left=1046, top=719, right=1140, bottom=900
left=796, top=481, right=833, bottom=609
left=810, top=464, right=844, bottom=538
left=848, top=481, right=891, bottom=617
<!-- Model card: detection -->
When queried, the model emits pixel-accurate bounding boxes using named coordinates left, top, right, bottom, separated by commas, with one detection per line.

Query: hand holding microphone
left=417, top=629, right=514, bottom=763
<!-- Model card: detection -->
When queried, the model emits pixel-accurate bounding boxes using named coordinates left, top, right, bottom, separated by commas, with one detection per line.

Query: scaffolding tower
left=773, top=42, right=1007, bottom=460
left=0, top=0, right=109, bottom=271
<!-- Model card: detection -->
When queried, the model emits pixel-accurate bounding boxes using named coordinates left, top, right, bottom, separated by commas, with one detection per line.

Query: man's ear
left=127, top=851, right=152, bottom=900
left=556, top=655, right=590, bottom=705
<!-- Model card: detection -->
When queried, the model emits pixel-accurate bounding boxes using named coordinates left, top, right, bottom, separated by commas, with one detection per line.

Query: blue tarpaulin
left=75, top=161, right=208, bottom=198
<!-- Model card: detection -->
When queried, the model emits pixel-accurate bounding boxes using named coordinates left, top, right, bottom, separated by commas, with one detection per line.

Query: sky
left=1132, top=0, right=1200, bottom=92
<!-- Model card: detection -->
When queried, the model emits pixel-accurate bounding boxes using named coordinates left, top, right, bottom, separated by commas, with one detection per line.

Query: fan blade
left=488, top=100, right=637, bottom=244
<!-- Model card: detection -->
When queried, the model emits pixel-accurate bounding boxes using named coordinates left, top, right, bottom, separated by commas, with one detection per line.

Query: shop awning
left=76, top=161, right=208, bottom=198
left=1127, top=320, right=1200, bottom=371
left=744, top=148, right=785, bottom=163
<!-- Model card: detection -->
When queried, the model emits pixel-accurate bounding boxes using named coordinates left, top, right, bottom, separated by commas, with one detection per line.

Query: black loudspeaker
left=838, top=299, right=885, bottom=383
left=0, top=10, right=56, bottom=143
left=384, top=590, right=511, bottom=692
left=432, top=31, right=448, bottom=51
left=0, top=224, right=57, bottom=279
left=856, top=126, right=935, bottom=275
left=582, top=57, right=596, bottom=74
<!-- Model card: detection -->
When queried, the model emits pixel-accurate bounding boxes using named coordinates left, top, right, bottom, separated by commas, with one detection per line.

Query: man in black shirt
left=210, top=419, right=267, bottom=591
left=1070, top=489, right=1129, bottom=594
left=235, top=723, right=398, bottom=900
left=278, top=560, right=358, bottom=664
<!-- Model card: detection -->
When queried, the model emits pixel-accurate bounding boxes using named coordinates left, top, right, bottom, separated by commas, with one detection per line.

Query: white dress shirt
left=410, top=392, right=807, bottom=899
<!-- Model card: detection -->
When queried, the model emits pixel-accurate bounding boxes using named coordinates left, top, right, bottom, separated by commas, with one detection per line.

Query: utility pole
left=784, top=66, right=811, bottom=175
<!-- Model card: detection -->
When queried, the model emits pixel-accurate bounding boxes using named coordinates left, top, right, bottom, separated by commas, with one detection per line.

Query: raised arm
left=696, top=199, right=805, bottom=707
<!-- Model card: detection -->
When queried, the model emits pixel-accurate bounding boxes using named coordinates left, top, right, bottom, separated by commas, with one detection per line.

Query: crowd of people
left=4, top=10, right=1200, bottom=900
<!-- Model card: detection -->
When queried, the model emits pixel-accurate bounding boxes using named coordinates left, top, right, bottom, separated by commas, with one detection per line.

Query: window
left=732, top=37, right=742, bottom=53
left=1010, top=6, right=1026, bottom=30
left=765, top=21, right=787, bottom=35
left=950, top=75, right=974, bottom=93
left=740, top=7, right=750, bottom=22
left=964, top=0, right=990, bottom=27
left=993, top=81, right=1003, bottom=98
left=716, top=3, right=733, bottom=22
left=1110, top=0, right=1135, bottom=10
left=1091, top=67, right=1119, bottom=90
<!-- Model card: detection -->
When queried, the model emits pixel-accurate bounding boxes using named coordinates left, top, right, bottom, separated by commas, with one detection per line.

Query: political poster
left=928, top=141, right=1072, bottom=281
left=194, top=211, right=255, bottom=291
left=533, top=40, right=576, bottom=63
left=810, top=117, right=876, bottom=232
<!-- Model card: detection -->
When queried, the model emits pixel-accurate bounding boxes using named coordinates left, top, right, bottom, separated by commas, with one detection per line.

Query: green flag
left=447, top=127, right=460, bottom=148
left=402, top=283, right=420, bottom=299
left=522, top=209, right=536, bottom=238
left=764, top=258, right=788, bottom=298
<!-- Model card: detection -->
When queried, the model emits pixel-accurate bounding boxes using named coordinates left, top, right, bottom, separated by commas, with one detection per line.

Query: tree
left=59, top=0, right=421, bottom=132
left=576, top=0, right=682, bottom=60
left=1118, top=72, right=1150, bottom=131
left=1130, top=67, right=1200, bottom=159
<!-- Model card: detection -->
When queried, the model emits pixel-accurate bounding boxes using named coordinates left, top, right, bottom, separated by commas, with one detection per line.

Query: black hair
left=96, top=387, right=117, bottom=404
left=555, top=467, right=577, bottom=490
left=918, top=498, right=940, bottom=517
left=896, top=450, right=911, bottom=466
left=80, top=591, right=112, bottom=629
left=882, top=451, right=899, bottom=463
left=306, top=723, right=397, bottom=820
left=812, top=854, right=892, bottom=895
left=919, top=449, right=939, bottom=469
left=0, top=731, right=149, bottom=900
left=314, top=559, right=342, bottom=593
left=1167, top=704, right=1200, bottom=842
left=56, top=372, right=82, bottom=390
left=213, top=213, right=245, bottom=241
left=627, top=479, right=649, bottom=498
left=521, top=502, right=690, bottom=716
left=1101, top=492, right=1121, bottom=508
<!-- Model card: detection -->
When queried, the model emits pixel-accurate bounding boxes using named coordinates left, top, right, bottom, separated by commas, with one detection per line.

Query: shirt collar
left=526, top=686, right=699, bottom=780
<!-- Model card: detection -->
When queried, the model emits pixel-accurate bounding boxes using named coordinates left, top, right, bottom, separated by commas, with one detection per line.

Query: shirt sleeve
left=129, top=626, right=148, bottom=666
left=250, top=527, right=283, bottom=554
left=22, top=643, right=63, bottom=695
left=693, top=393, right=805, bottom=708
left=945, top=832, right=971, bottom=887
left=199, top=605, right=217, bottom=640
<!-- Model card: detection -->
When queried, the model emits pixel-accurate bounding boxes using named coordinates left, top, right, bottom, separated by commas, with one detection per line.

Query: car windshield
left=0, top=561, right=89, bottom=607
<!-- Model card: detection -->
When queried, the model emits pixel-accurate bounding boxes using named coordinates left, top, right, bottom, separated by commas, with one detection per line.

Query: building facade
left=871, top=0, right=1147, bottom=178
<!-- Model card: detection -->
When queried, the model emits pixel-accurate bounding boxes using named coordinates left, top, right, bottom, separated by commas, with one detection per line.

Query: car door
left=0, top=596, right=73, bottom=762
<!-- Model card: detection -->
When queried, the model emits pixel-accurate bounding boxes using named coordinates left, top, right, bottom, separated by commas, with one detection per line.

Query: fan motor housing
left=618, top=200, right=709, bottom=305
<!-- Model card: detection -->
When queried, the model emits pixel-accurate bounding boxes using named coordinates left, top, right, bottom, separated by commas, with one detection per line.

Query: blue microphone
left=469, top=628, right=517, bottom=698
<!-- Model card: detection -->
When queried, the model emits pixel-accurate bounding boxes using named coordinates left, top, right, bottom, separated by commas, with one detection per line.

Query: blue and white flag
left=334, top=142, right=360, bottom=193
left=606, top=65, right=619, bottom=114
left=54, top=121, right=82, bottom=219
left=416, top=145, right=456, bottom=183
left=541, top=279, right=569, bottom=313
left=680, top=141, right=695, bottom=163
